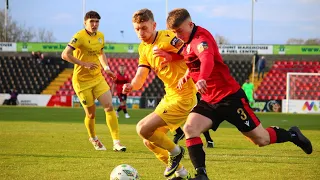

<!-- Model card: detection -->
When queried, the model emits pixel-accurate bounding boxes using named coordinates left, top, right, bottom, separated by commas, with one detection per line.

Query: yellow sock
left=148, top=130, right=176, bottom=152
left=145, top=141, right=183, bottom=169
left=145, top=141, right=168, bottom=164
left=106, top=110, right=119, bottom=140
left=84, top=117, right=96, bottom=138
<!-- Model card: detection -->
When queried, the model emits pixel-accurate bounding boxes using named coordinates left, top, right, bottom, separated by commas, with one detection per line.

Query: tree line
left=0, top=9, right=319, bottom=44
left=0, top=9, right=55, bottom=42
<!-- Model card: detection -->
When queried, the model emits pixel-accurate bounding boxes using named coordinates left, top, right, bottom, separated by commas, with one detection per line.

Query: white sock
left=113, top=139, right=120, bottom=145
left=90, top=136, right=98, bottom=141
left=169, top=145, right=180, bottom=156
left=175, top=167, right=188, bottom=177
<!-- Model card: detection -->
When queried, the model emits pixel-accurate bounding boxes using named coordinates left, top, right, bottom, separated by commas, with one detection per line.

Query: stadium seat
left=256, top=60, right=320, bottom=100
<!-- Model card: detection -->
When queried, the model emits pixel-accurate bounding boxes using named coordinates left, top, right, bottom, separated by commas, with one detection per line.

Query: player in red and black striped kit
left=113, top=65, right=130, bottom=118
left=161, top=8, right=313, bottom=180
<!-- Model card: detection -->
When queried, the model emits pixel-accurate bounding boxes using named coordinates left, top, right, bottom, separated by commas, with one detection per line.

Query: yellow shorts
left=73, top=77, right=110, bottom=107
left=154, top=92, right=197, bottom=132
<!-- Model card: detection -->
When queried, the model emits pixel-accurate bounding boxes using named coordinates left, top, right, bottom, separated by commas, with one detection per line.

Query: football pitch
left=0, top=106, right=319, bottom=180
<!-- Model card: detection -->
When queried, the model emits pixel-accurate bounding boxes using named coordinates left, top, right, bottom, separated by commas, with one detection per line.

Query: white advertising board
left=0, top=94, right=51, bottom=106
left=0, top=42, right=17, bottom=52
left=282, top=99, right=320, bottom=114
left=218, top=45, right=273, bottom=54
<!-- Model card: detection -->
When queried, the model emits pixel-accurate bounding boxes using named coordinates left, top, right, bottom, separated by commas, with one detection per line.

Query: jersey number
left=237, top=108, right=247, bottom=120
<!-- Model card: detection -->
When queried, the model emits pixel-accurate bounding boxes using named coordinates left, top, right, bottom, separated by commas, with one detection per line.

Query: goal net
left=285, top=72, right=320, bottom=113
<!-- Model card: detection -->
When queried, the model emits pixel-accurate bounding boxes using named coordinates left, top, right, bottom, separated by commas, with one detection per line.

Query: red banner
left=47, top=95, right=72, bottom=107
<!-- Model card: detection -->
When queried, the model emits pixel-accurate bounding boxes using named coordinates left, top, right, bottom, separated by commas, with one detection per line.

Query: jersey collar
left=85, top=29, right=97, bottom=36
left=185, top=23, right=197, bottom=44
left=143, top=31, right=158, bottom=46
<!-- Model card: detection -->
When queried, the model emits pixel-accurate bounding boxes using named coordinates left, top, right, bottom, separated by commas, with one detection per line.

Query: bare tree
left=286, top=38, right=305, bottom=44
left=304, top=38, right=320, bottom=45
left=215, top=34, right=229, bottom=45
left=35, top=28, right=56, bottom=42
left=0, top=9, right=55, bottom=42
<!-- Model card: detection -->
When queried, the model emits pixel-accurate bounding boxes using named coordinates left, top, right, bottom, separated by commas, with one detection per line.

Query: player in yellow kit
left=122, top=9, right=197, bottom=179
left=61, top=11, right=126, bottom=151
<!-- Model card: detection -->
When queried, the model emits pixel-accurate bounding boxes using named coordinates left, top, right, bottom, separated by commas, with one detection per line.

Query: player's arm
left=193, top=37, right=216, bottom=94
left=153, top=34, right=185, bottom=64
left=61, top=34, right=98, bottom=69
left=98, top=49, right=116, bottom=80
left=111, top=81, right=116, bottom=95
left=195, top=42, right=215, bottom=81
left=98, top=49, right=110, bottom=71
left=123, top=67, right=149, bottom=94
left=177, top=68, right=190, bottom=90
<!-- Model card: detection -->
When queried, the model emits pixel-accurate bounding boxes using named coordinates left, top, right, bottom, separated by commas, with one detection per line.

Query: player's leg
left=227, top=89, right=312, bottom=154
left=116, top=93, right=123, bottom=118
left=77, top=88, right=106, bottom=150
left=183, top=111, right=212, bottom=180
left=197, top=92, right=214, bottom=149
left=121, top=94, right=130, bottom=118
left=143, top=134, right=190, bottom=180
left=173, top=127, right=185, bottom=144
left=143, top=127, right=170, bottom=165
left=95, top=81, right=126, bottom=151
left=203, top=131, right=214, bottom=148
left=136, top=112, right=185, bottom=177
left=243, top=121, right=313, bottom=154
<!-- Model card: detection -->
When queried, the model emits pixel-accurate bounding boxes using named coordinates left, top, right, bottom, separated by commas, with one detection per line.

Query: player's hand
left=106, top=70, right=117, bottom=81
left=196, top=79, right=207, bottom=94
left=81, top=62, right=99, bottom=70
left=122, top=83, right=133, bottom=94
left=177, top=75, right=189, bottom=90
left=153, top=47, right=172, bottom=68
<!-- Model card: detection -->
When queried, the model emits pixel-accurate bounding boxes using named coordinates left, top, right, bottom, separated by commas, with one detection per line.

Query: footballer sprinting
left=122, top=8, right=197, bottom=180
left=154, top=8, right=313, bottom=180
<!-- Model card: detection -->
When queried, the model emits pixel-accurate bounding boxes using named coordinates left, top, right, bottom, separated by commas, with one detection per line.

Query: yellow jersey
left=68, top=29, right=105, bottom=82
left=138, top=30, right=195, bottom=96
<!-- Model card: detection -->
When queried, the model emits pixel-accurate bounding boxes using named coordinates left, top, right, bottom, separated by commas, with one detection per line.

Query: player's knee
left=143, top=139, right=152, bottom=148
left=86, top=113, right=95, bottom=119
left=251, top=137, right=270, bottom=147
left=136, top=121, right=144, bottom=136
left=136, top=121, right=152, bottom=139
left=183, top=123, right=201, bottom=137
left=104, top=105, right=114, bottom=112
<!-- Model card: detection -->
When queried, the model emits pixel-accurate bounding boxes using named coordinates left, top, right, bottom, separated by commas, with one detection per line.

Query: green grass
left=0, top=106, right=319, bottom=180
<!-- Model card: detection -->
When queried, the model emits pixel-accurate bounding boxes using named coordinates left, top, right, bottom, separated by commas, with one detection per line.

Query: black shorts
left=191, top=89, right=261, bottom=132
left=196, top=92, right=201, bottom=102
left=117, top=93, right=127, bottom=102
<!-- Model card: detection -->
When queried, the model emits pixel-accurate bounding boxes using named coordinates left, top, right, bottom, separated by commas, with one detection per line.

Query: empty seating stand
left=0, top=56, right=66, bottom=94
left=255, top=60, right=320, bottom=100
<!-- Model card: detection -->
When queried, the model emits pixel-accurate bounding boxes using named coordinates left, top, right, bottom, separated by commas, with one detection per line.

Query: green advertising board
left=273, top=45, right=320, bottom=55
left=16, top=42, right=139, bottom=53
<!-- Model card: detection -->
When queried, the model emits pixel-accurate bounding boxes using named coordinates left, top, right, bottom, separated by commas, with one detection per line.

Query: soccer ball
left=110, top=164, right=140, bottom=180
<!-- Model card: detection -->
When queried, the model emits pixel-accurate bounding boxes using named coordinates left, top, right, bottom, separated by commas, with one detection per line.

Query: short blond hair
left=132, top=8, right=154, bottom=23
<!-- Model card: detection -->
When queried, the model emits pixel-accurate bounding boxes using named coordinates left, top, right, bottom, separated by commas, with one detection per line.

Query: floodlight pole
left=165, top=0, right=168, bottom=18
left=82, top=0, right=86, bottom=21
left=4, top=0, right=9, bottom=42
left=251, top=0, right=254, bottom=45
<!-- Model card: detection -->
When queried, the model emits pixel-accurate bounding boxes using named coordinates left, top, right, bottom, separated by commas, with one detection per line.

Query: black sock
left=175, top=127, right=184, bottom=135
left=266, top=126, right=292, bottom=143
left=186, top=137, right=206, bottom=169
left=123, top=107, right=128, bottom=114
left=203, top=131, right=213, bottom=142
left=117, top=106, right=122, bottom=112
